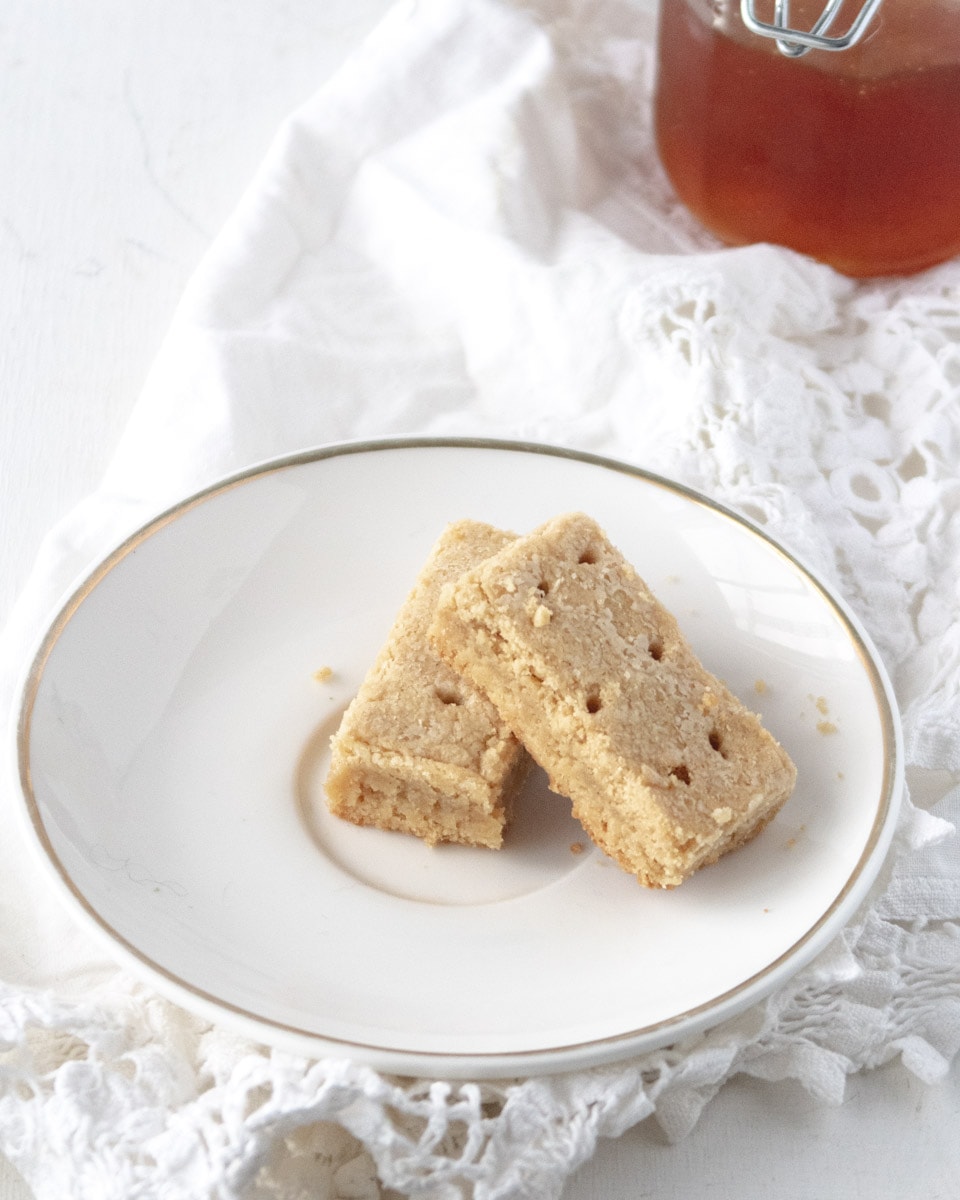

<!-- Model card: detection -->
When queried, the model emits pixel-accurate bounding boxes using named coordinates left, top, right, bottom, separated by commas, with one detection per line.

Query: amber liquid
left=655, top=0, right=960, bottom=276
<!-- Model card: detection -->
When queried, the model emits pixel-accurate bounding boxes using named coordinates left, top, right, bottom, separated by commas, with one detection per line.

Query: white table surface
left=2, top=1, right=958, bottom=1196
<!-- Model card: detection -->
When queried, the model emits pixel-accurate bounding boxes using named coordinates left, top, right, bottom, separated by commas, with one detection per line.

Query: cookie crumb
left=570, top=841, right=584, bottom=855
left=754, top=678, right=768, bottom=695
left=817, top=720, right=838, bottom=735
left=313, top=666, right=334, bottom=683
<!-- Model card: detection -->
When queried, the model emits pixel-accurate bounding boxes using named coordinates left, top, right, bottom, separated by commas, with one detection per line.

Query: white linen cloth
left=2, top=0, right=960, bottom=1195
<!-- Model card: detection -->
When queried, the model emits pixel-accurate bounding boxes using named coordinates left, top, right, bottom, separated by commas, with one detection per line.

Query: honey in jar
left=654, top=0, right=960, bottom=277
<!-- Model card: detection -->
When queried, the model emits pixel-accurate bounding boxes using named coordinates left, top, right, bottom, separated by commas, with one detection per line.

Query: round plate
left=13, top=439, right=903, bottom=1077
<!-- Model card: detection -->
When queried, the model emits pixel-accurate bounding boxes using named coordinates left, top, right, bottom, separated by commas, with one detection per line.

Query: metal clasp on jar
left=740, top=0, right=884, bottom=57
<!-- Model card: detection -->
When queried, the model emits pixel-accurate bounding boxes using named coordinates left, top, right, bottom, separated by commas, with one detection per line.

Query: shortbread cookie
left=430, top=512, right=797, bottom=886
left=325, top=521, right=527, bottom=848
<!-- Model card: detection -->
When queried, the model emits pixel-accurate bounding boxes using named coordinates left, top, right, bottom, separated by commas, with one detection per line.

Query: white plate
left=14, top=439, right=903, bottom=1077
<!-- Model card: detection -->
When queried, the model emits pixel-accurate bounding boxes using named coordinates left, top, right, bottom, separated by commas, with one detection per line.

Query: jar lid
left=740, top=0, right=884, bottom=57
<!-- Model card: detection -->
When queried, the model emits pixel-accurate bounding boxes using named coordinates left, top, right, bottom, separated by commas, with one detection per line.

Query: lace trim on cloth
left=2, top=0, right=960, bottom=1196
left=2, top=847, right=960, bottom=1200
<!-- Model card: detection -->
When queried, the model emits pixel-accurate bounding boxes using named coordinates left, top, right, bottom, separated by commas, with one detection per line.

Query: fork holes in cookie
left=709, top=729, right=725, bottom=755
left=435, top=684, right=463, bottom=706
left=585, top=690, right=602, bottom=714
left=670, top=763, right=691, bottom=785
left=648, top=636, right=664, bottom=661
left=578, top=546, right=598, bottom=565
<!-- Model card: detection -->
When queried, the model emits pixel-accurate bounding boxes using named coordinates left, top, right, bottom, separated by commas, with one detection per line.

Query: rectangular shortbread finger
left=324, top=520, right=527, bottom=848
left=429, top=512, right=797, bottom=886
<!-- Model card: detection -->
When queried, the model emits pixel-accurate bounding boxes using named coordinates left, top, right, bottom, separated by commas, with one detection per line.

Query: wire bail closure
left=740, top=0, right=884, bottom=57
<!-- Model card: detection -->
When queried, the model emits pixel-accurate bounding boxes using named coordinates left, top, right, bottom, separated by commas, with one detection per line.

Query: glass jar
left=653, top=0, right=960, bottom=277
